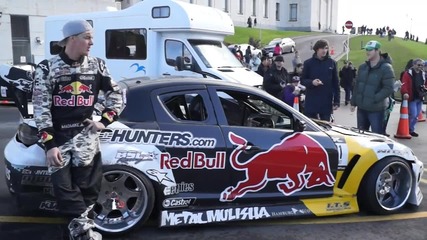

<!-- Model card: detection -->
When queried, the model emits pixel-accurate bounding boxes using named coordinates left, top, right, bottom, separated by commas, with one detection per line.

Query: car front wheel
left=358, top=158, right=413, bottom=215
left=93, top=165, right=155, bottom=234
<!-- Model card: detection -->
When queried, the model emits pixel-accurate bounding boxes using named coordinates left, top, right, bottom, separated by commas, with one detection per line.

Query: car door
left=152, top=85, right=229, bottom=207
left=207, top=86, right=338, bottom=204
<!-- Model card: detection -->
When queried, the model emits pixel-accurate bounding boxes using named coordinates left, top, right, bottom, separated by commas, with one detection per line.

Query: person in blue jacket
left=301, top=39, right=340, bottom=121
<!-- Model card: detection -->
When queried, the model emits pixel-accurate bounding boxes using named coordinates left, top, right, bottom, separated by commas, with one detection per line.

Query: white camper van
left=44, top=0, right=262, bottom=86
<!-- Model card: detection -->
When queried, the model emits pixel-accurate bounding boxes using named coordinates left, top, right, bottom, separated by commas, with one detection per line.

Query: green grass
left=341, top=35, right=427, bottom=77
left=227, top=27, right=427, bottom=77
left=224, top=26, right=323, bottom=47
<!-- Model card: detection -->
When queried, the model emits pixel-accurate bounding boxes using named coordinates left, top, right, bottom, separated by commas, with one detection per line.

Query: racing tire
left=358, top=158, right=413, bottom=215
left=290, top=46, right=295, bottom=53
left=93, top=165, right=155, bottom=235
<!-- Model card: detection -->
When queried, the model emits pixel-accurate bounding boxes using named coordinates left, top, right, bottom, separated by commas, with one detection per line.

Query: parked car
left=263, top=37, right=296, bottom=54
left=0, top=63, right=35, bottom=104
left=3, top=77, right=423, bottom=235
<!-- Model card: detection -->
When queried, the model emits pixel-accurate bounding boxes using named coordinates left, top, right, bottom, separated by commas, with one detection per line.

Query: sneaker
left=69, top=218, right=102, bottom=240
left=69, top=229, right=102, bottom=240
left=410, top=132, right=419, bottom=137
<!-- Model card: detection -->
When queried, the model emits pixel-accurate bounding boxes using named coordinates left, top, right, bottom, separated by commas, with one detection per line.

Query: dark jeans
left=357, top=108, right=384, bottom=134
left=51, top=152, right=103, bottom=218
left=344, top=86, right=352, bottom=103
left=304, top=112, right=331, bottom=121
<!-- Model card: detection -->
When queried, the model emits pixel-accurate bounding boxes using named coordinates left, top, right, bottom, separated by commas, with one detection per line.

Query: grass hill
left=226, top=27, right=427, bottom=78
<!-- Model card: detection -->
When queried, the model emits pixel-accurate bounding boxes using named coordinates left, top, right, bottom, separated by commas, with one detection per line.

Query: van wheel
left=358, top=158, right=412, bottom=215
left=93, top=165, right=155, bottom=234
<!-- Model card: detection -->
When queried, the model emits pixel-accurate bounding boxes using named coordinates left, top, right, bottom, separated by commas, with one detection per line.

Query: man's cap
left=58, top=20, right=93, bottom=46
left=363, top=40, right=381, bottom=51
left=292, top=76, right=300, bottom=82
left=274, top=55, right=284, bottom=62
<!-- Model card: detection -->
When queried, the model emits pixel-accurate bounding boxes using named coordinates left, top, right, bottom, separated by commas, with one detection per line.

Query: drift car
left=3, top=77, right=424, bottom=235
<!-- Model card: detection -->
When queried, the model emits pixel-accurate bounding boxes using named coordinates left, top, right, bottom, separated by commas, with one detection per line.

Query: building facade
left=0, top=0, right=118, bottom=65
left=121, top=0, right=338, bottom=32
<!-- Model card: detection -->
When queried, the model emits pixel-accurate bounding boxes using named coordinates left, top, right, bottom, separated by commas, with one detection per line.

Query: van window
left=105, top=29, right=147, bottom=59
left=165, top=40, right=193, bottom=67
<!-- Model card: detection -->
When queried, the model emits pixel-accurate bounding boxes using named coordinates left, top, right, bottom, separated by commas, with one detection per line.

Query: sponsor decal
left=326, top=202, right=351, bottom=212
left=21, top=174, right=52, bottom=187
left=220, top=132, right=335, bottom=202
left=100, top=129, right=216, bottom=148
left=115, top=150, right=155, bottom=164
left=377, top=149, right=411, bottom=156
left=164, top=182, right=195, bottom=195
left=160, top=151, right=226, bottom=170
left=41, top=131, right=53, bottom=143
left=39, top=200, right=58, bottom=211
left=102, top=110, right=117, bottom=123
left=61, top=122, right=85, bottom=129
left=271, top=208, right=312, bottom=217
left=35, top=169, right=50, bottom=176
left=53, top=95, right=94, bottom=106
left=58, top=81, right=93, bottom=95
left=161, top=206, right=270, bottom=226
left=130, top=63, right=146, bottom=74
left=162, top=198, right=196, bottom=209
left=146, top=169, right=174, bottom=184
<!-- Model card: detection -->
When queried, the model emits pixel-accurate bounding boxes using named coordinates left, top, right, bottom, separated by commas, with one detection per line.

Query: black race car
left=3, top=77, right=423, bottom=235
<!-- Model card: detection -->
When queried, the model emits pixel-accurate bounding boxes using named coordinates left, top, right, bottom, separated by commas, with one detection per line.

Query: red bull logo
left=220, top=132, right=335, bottom=202
left=58, top=81, right=92, bottom=95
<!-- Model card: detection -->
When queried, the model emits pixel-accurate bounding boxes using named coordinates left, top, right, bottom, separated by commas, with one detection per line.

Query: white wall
left=0, top=0, right=117, bottom=65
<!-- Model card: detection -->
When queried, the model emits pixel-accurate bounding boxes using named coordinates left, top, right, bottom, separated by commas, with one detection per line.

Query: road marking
left=0, top=216, right=67, bottom=224
left=1, top=212, right=427, bottom=225
left=247, top=211, right=427, bottom=226
left=421, top=178, right=427, bottom=184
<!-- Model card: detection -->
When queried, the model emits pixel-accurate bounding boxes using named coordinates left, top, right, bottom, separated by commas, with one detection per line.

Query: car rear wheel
left=290, top=46, right=295, bottom=53
left=93, top=165, right=155, bottom=234
left=358, top=158, right=412, bottom=214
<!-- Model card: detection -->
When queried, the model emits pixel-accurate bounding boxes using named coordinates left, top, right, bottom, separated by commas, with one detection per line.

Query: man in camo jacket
left=32, top=19, right=124, bottom=240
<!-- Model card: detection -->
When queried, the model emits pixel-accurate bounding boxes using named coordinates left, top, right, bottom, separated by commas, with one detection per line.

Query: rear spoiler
left=0, top=64, right=35, bottom=118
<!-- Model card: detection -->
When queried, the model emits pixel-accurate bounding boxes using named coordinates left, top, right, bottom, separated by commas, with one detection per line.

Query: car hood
left=314, top=120, right=417, bottom=161
left=216, top=67, right=263, bottom=87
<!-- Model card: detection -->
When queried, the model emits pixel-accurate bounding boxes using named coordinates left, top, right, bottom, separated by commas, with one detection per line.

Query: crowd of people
left=243, top=38, right=427, bottom=138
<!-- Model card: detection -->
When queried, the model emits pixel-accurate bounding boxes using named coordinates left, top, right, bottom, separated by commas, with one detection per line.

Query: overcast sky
left=337, top=0, right=425, bottom=41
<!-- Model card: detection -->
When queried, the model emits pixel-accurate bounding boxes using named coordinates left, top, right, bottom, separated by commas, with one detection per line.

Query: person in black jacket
left=339, top=61, right=356, bottom=105
left=256, top=55, right=272, bottom=77
left=263, top=55, right=289, bottom=98
left=301, top=39, right=340, bottom=121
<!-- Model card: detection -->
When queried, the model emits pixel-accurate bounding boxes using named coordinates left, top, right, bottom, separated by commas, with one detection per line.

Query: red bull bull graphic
left=58, top=81, right=93, bottom=95
left=220, top=132, right=335, bottom=202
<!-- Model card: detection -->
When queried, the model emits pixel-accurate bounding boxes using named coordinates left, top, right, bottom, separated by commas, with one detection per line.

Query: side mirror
left=176, top=56, right=193, bottom=71
left=294, top=119, right=306, bottom=132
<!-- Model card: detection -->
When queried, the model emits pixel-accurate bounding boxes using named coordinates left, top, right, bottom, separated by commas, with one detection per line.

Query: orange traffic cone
left=293, top=96, right=299, bottom=112
left=417, top=111, right=426, bottom=122
left=394, top=99, right=411, bottom=139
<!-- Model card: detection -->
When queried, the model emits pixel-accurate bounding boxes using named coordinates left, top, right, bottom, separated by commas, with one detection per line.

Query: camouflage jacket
left=32, top=52, right=124, bottom=150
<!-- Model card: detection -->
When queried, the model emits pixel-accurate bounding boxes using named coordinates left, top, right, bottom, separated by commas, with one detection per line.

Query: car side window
left=161, top=92, right=207, bottom=121
left=216, top=90, right=293, bottom=130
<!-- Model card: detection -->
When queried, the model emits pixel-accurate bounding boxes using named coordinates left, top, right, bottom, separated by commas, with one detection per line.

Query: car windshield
left=188, top=39, right=243, bottom=68
left=268, top=40, right=281, bottom=46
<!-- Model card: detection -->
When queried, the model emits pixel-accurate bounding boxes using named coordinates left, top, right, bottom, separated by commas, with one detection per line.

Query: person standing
left=244, top=45, right=252, bottom=65
left=32, top=19, right=124, bottom=239
left=256, top=55, right=271, bottom=77
left=350, top=40, right=394, bottom=134
left=263, top=55, right=289, bottom=98
left=273, top=43, right=281, bottom=56
left=291, top=50, right=302, bottom=69
left=249, top=53, right=261, bottom=72
left=400, top=58, right=427, bottom=137
left=339, top=61, right=356, bottom=106
left=301, top=39, right=340, bottom=121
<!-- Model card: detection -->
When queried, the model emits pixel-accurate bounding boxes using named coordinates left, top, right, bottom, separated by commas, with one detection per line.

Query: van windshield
left=188, top=39, right=243, bottom=69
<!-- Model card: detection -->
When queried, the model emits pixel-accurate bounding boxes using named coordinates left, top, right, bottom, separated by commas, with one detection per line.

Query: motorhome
left=44, top=0, right=262, bottom=86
